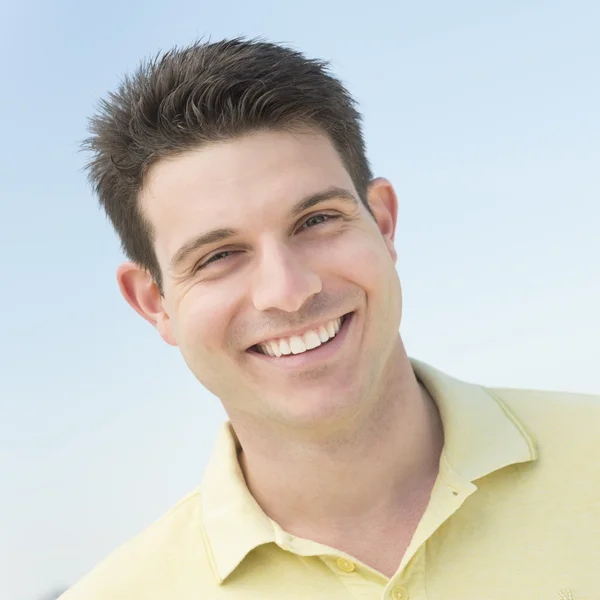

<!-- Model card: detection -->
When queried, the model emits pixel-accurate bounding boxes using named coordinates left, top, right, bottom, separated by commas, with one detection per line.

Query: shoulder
left=60, top=487, right=217, bottom=600
left=486, top=386, right=600, bottom=469
left=488, top=385, right=600, bottom=429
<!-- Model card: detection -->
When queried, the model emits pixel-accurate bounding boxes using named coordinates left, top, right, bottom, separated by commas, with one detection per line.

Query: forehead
left=140, top=130, right=356, bottom=258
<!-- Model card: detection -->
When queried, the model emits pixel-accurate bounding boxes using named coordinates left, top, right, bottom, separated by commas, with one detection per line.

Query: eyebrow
left=168, top=186, right=359, bottom=272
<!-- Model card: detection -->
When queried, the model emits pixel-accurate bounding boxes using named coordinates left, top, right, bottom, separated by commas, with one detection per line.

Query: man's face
left=139, top=129, right=402, bottom=431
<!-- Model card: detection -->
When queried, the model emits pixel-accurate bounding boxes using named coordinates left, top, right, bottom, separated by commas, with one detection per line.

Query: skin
left=118, top=129, right=444, bottom=577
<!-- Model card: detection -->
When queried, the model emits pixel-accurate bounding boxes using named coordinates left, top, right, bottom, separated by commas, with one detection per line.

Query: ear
left=116, top=262, right=177, bottom=347
left=367, top=177, right=398, bottom=263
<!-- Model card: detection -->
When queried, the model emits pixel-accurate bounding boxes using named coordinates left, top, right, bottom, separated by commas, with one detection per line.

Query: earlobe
left=116, top=262, right=177, bottom=346
left=367, top=178, right=399, bottom=263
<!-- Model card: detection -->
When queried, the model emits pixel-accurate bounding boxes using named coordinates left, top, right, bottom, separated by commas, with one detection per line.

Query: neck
left=234, top=341, right=444, bottom=541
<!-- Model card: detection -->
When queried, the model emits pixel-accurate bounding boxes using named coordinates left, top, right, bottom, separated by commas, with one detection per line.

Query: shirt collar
left=200, top=421, right=276, bottom=583
left=200, top=359, right=537, bottom=583
left=411, top=359, right=536, bottom=482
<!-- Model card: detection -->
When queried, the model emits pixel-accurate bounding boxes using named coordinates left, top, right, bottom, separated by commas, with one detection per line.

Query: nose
left=251, top=240, right=322, bottom=313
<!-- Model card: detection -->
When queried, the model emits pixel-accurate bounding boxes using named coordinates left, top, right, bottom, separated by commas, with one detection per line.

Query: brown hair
left=84, top=37, right=373, bottom=293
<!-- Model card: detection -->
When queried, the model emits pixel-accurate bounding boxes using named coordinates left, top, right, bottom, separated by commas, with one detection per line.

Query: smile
left=250, top=313, right=352, bottom=357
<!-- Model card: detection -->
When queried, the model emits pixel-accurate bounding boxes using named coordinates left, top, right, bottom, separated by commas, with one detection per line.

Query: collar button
left=391, top=586, right=409, bottom=600
left=336, top=558, right=356, bottom=573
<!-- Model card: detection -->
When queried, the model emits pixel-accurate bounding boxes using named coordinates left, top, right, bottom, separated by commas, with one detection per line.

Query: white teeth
left=303, top=330, right=321, bottom=350
left=318, top=325, right=330, bottom=343
left=256, top=315, right=348, bottom=357
left=269, top=341, right=282, bottom=357
left=289, top=336, right=307, bottom=354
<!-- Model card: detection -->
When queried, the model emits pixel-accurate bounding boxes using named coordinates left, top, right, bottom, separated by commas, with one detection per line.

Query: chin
left=264, top=382, right=368, bottom=432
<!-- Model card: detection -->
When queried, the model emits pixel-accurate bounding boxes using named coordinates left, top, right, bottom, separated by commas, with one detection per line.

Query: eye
left=197, top=250, right=236, bottom=270
left=300, top=213, right=337, bottom=230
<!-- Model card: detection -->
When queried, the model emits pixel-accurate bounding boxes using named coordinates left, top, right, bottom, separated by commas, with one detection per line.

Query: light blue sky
left=1, top=0, right=599, bottom=597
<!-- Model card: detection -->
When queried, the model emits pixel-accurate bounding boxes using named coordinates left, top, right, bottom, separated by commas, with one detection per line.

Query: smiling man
left=63, top=39, right=600, bottom=599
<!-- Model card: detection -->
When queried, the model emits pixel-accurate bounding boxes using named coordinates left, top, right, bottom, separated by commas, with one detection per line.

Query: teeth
left=318, top=326, right=330, bottom=343
left=303, top=330, right=321, bottom=350
left=256, top=315, right=348, bottom=357
left=289, top=336, right=307, bottom=354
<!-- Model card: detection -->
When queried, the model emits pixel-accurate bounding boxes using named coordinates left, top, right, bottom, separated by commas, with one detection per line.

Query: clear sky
left=1, top=0, right=599, bottom=598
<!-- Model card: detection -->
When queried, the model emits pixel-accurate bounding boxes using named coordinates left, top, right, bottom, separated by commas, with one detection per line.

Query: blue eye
left=302, top=214, right=336, bottom=229
left=198, top=250, right=234, bottom=270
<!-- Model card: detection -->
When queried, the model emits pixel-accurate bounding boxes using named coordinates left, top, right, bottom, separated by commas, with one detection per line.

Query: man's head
left=85, top=38, right=373, bottom=294
left=85, top=38, right=404, bottom=435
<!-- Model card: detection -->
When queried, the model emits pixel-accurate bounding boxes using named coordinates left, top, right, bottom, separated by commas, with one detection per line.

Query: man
left=63, top=38, right=599, bottom=599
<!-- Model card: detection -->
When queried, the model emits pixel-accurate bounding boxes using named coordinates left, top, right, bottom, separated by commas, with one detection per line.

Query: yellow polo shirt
left=62, top=360, right=600, bottom=599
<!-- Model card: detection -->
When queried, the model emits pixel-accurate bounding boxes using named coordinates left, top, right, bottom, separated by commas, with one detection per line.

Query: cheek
left=323, top=230, right=403, bottom=332
left=174, top=284, right=238, bottom=360
left=322, top=229, right=395, bottom=292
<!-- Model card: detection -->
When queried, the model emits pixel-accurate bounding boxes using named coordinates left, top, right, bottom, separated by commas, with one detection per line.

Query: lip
left=247, top=312, right=355, bottom=370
